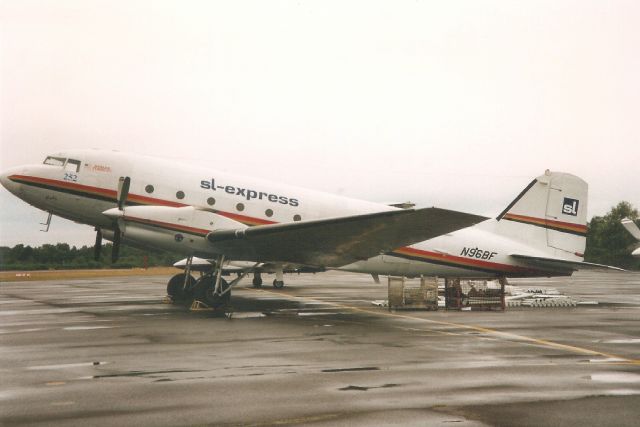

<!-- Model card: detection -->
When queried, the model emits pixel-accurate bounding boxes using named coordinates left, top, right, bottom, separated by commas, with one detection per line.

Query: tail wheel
left=193, top=275, right=230, bottom=308
left=167, top=273, right=195, bottom=301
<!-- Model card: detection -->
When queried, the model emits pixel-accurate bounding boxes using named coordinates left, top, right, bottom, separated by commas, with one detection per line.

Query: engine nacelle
left=103, top=206, right=246, bottom=255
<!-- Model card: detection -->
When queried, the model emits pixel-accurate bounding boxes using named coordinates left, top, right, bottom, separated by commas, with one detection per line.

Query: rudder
left=496, top=170, right=588, bottom=259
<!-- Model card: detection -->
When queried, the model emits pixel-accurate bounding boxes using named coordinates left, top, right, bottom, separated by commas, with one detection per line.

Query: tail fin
left=495, top=170, right=588, bottom=259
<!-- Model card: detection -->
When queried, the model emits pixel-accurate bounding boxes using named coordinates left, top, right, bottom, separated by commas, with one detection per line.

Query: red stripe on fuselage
left=503, top=213, right=587, bottom=233
left=11, top=174, right=116, bottom=198
left=393, top=247, right=541, bottom=274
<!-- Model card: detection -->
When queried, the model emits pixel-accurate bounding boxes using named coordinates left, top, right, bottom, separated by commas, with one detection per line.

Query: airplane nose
left=0, top=170, right=10, bottom=188
left=0, top=166, right=22, bottom=195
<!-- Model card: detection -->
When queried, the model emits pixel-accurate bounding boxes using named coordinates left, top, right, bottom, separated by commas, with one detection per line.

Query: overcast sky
left=1, top=0, right=639, bottom=247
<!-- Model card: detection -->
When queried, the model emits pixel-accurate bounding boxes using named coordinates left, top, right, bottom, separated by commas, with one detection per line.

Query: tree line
left=584, top=201, right=639, bottom=270
left=1, top=202, right=638, bottom=271
left=0, top=243, right=183, bottom=271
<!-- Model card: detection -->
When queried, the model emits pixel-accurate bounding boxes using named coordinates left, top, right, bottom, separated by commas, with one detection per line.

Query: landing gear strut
left=166, top=255, right=258, bottom=312
left=272, top=264, right=285, bottom=289
left=192, top=274, right=230, bottom=308
left=190, top=255, right=258, bottom=311
left=166, top=255, right=196, bottom=302
left=252, top=272, right=263, bottom=288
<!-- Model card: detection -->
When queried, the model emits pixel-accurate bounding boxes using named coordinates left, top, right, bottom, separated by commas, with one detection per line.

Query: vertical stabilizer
left=496, top=170, right=588, bottom=258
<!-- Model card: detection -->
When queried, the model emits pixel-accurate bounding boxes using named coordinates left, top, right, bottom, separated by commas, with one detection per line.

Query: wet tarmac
left=1, top=270, right=639, bottom=426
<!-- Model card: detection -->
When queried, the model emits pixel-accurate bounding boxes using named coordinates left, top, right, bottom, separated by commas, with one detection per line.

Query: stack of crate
left=388, top=276, right=438, bottom=311
left=444, top=278, right=505, bottom=311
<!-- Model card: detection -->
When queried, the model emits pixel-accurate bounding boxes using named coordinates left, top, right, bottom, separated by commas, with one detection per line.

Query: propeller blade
left=94, top=229, right=102, bottom=261
left=112, top=226, right=121, bottom=263
left=117, top=176, right=131, bottom=211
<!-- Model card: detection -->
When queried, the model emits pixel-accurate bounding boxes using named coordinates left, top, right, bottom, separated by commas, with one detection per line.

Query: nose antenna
left=40, top=212, right=53, bottom=232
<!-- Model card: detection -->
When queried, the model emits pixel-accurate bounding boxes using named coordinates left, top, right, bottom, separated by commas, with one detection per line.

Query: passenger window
left=65, top=159, right=81, bottom=173
left=43, top=156, right=66, bottom=167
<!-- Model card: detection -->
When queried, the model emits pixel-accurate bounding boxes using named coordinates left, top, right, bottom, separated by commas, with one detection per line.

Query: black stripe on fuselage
left=496, top=178, right=538, bottom=221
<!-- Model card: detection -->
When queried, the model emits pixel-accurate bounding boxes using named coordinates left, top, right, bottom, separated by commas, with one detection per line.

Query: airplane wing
left=207, top=207, right=488, bottom=267
left=510, top=254, right=625, bottom=272
left=621, top=218, right=640, bottom=240
left=172, top=258, right=320, bottom=274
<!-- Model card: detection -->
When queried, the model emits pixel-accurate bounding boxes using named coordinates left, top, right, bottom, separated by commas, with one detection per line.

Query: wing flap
left=207, top=207, right=488, bottom=267
left=511, top=254, right=625, bottom=272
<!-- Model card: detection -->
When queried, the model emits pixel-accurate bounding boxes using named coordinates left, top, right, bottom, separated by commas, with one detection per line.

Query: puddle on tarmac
left=92, top=369, right=204, bottom=379
left=27, top=361, right=107, bottom=370
left=322, top=367, right=380, bottom=373
left=231, top=312, right=266, bottom=319
left=63, top=326, right=115, bottom=331
left=588, top=357, right=628, bottom=363
left=589, top=372, right=640, bottom=383
left=339, top=383, right=399, bottom=391
left=600, top=389, right=640, bottom=396
left=603, top=338, right=640, bottom=344
left=298, top=312, right=336, bottom=316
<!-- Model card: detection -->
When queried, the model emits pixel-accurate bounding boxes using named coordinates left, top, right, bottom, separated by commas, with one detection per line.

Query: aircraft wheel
left=272, top=279, right=284, bottom=289
left=167, top=273, right=195, bottom=301
left=193, top=275, right=230, bottom=308
left=252, top=276, right=263, bottom=288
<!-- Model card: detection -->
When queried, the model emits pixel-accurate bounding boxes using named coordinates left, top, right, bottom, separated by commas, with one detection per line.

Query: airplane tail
left=495, top=170, right=588, bottom=259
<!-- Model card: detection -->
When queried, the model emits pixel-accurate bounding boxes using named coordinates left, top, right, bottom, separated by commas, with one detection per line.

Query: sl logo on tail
left=562, top=198, right=579, bottom=216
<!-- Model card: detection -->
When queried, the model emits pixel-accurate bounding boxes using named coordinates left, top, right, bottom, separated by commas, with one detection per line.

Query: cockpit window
left=43, top=156, right=66, bottom=167
left=65, top=159, right=81, bottom=173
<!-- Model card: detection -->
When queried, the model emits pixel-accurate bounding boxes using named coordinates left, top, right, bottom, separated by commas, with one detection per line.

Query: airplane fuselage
left=1, top=149, right=573, bottom=278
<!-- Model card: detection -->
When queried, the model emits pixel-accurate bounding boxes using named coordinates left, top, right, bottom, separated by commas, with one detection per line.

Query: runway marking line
left=252, top=288, right=640, bottom=366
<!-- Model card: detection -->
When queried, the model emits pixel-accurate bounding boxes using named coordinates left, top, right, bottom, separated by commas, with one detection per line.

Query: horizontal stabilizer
left=622, top=218, right=640, bottom=240
left=511, top=254, right=625, bottom=272
left=207, top=207, right=488, bottom=267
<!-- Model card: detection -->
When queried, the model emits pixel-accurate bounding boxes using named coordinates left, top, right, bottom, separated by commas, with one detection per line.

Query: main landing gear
left=252, top=266, right=286, bottom=289
left=166, top=255, right=257, bottom=312
left=272, top=265, right=285, bottom=289
left=166, top=272, right=196, bottom=301
left=252, top=272, right=263, bottom=288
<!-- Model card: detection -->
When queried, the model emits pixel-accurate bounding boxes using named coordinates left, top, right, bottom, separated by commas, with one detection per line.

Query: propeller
left=112, top=227, right=121, bottom=263
left=117, top=176, right=131, bottom=211
left=111, top=176, right=131, bottom=263
left=94, top=228, right=102, bottom=261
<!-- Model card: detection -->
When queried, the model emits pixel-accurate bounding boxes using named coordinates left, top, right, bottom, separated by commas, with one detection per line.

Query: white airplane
left=0, top=149, right=619, bottom=308
left=621, top=218, right=640, bottom=257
